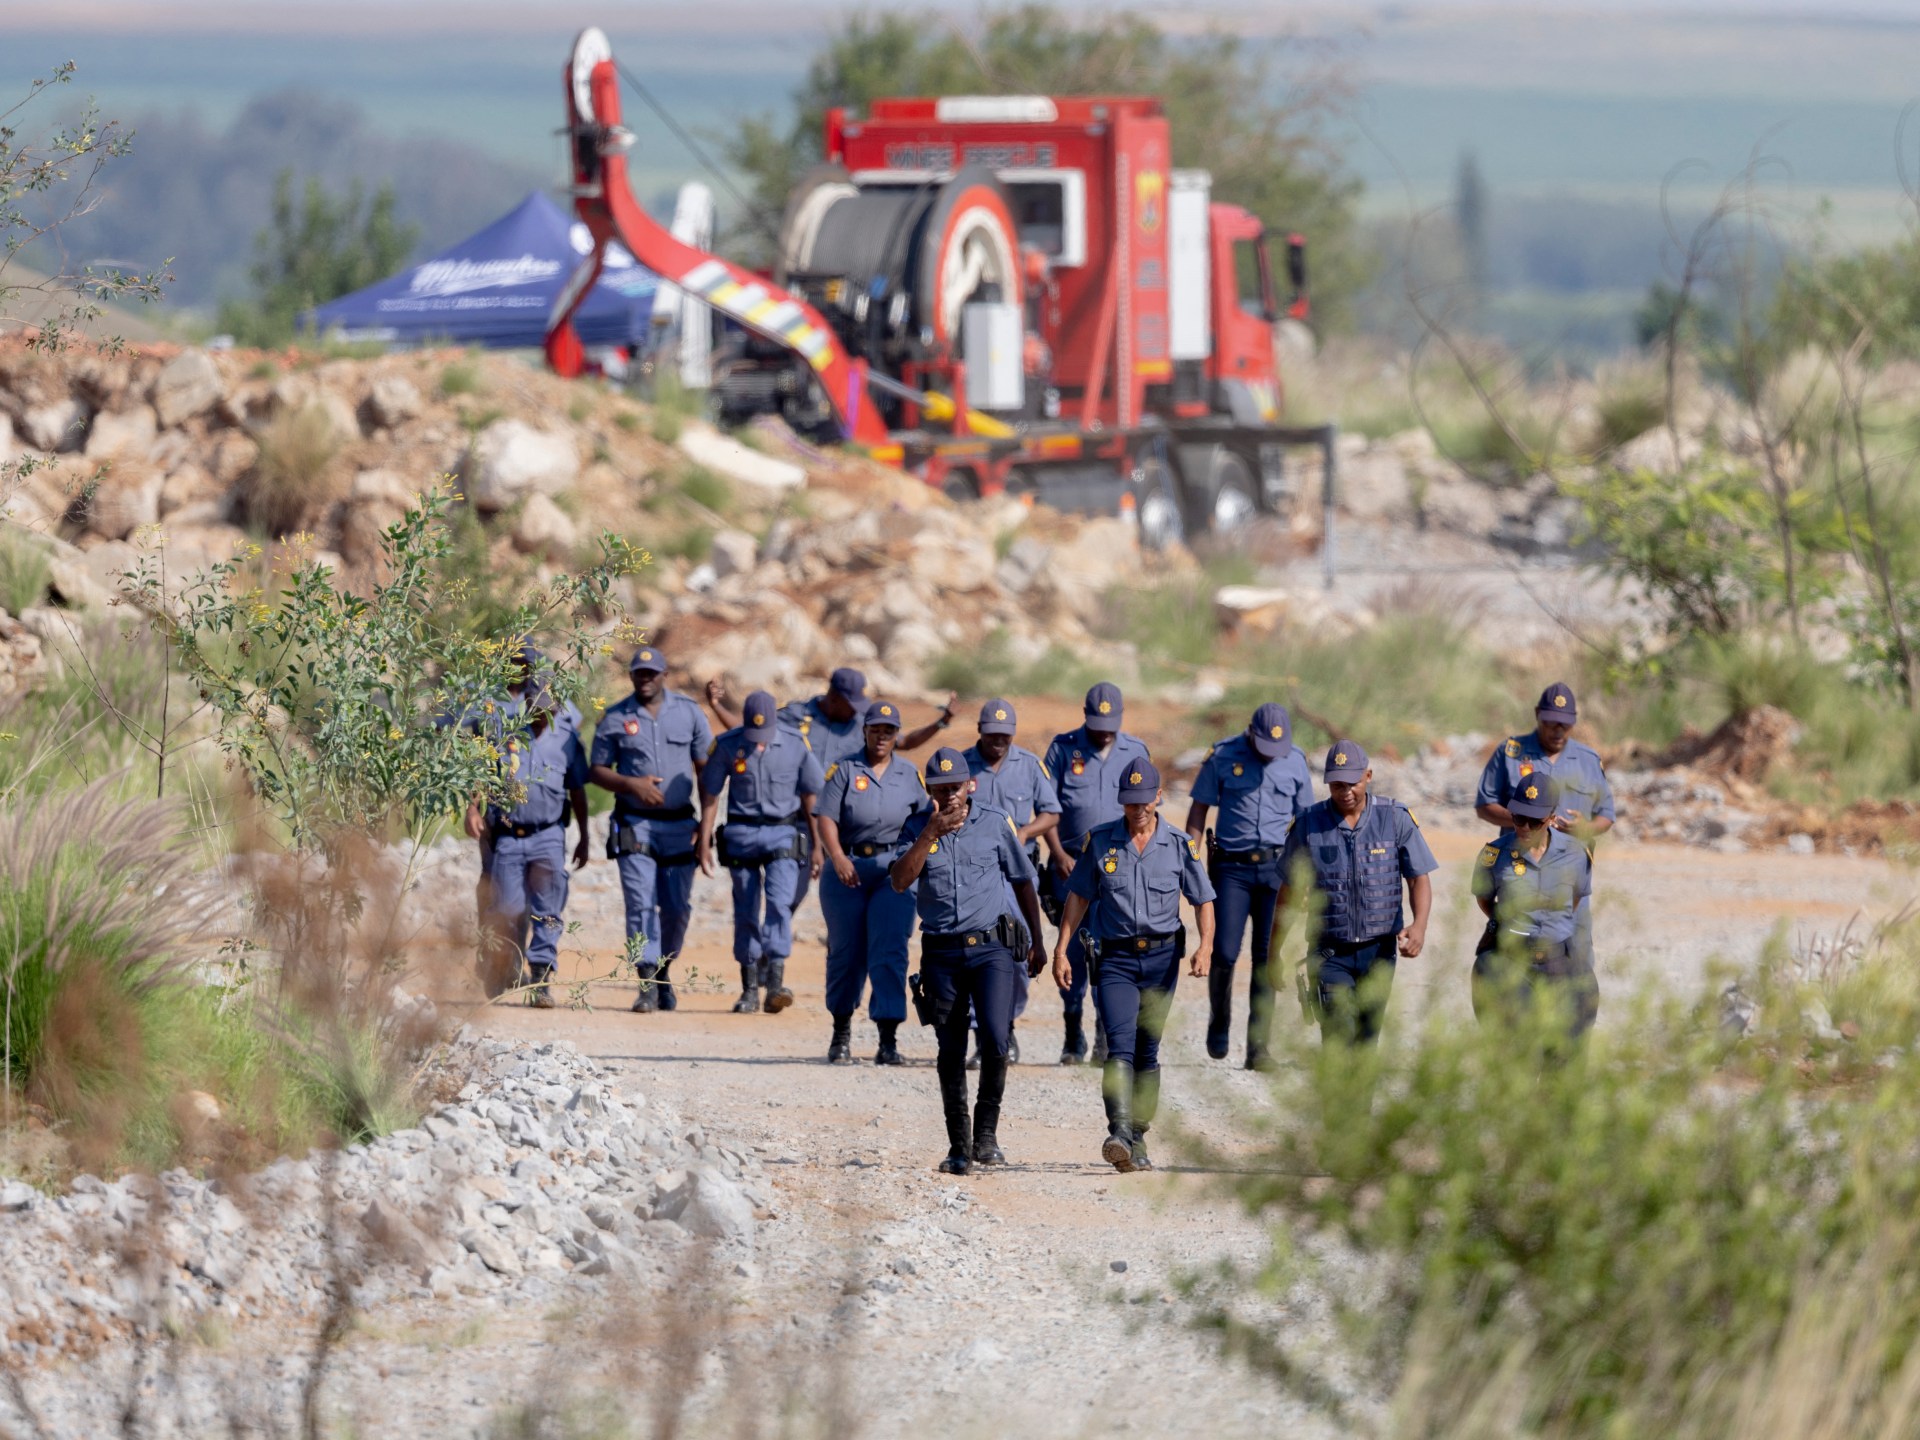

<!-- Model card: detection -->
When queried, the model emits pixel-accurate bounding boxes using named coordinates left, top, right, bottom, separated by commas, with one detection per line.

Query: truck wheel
left=1206, top=449, right=1260, bottom=540
left=940, top=468, right=981, bottom=502
left=1133, top=455, right=1185, bottom=552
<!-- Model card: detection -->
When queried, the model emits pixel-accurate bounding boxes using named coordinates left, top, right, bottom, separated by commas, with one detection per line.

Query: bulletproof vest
left=1314, top=798, right=1407, bottom=943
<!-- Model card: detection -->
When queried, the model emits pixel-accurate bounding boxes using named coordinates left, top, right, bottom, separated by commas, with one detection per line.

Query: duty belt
left=492, top=818, right=562, bottom=841
left=922, top=928, right=1000, bottom=955
left=848, top=840, right=898, bottom=858
left=1214, top=846, right=1276, bottom=865
left=1095, top=930, right=1180, bottom=959
left=616, top=804, right=695, bottom=823
left=728, top=813, right=802, bottom=827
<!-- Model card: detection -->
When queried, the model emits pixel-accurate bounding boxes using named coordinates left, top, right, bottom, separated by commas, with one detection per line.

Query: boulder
left=708, top=528, right=759, bottom=580
left=511, top=493, right=578, bottom=559
left=0, top=609, right=46, bottom=698
left=1337, top=444, right=1411, bottom=521
left=20, top=398, right=87, bottom=453
left=208, top=429, right=260, bottom=485
left=1612, top=426, right=1700, bottom=477
left=653, top=1164, right=756, bottom=1243
left=0, top=413, right=12, bottom=464
left=676, top=424, right=805, bottom=493
left=366, top=374, right=422, bottom=429
left=46, top=554, right=111, bottom=612
left=1418, top=469, right=1503, bottom=537
left=151, top=349, right=225, bottom=427
left=81, top=462, right=164, bottom=540
left=82, top=404, right=158, bottom=461
left=1212, top=585, right=1293, bottom=634
left=462, top=419, right=580, bottom=511
left=159, top=463, right=223, bottom=519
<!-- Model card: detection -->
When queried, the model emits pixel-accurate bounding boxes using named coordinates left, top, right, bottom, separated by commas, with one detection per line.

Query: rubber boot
left=938, top=1072, right=973, bottom=1176
left=972, top=1050, right=1009, bottom=1165
left=656, top=961, right=678, bottom=1012
left=874, top=1019, right=904, bottom=1066
left=731, top=963, right=760, bottom=1014
left=1131, top=1067, right=1161, bottom=1171
left=630, top=965, right=659, bottom=1014
left=762, top=959, right=794, bottom=1014
left=1060, top=1013, right=1088, bottom=1066
left=1206, top=959, right=1235, bottom=1060
left=827, top=1013, right=853, bottom=1065
left=1101, top=1058, right=1135, bottom=1172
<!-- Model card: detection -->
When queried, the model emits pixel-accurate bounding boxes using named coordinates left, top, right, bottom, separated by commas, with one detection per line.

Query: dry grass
left=246, top=403, right=345, bottom=538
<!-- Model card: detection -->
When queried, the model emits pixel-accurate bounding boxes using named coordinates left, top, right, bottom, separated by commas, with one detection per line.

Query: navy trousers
left=1312, top=934, right=1399, bottom=1046
left=1207, top=858, right=1283, bottom=1055
left=491, top=828, right=569, bottom=977
left=820, top=855, right=917, bottom=1022
left=1051, top=862, right=1091, bottom=1018
left=1092, top=940, right=1181, bottom=1077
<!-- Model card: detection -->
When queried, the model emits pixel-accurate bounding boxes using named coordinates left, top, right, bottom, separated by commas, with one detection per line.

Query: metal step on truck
left=546, top=27, right=1336, bottom=550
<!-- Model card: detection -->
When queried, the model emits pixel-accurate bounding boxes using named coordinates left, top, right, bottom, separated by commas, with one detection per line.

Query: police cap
left=1536, top=681, right=1578, bottom=723
left=1509, top=775, right=1561, bottom=821
left=864, top=699, right=902, bottom=729
left=628, top=645, right=667, bottom=674
left=1117, top=759, right=1162, bottom=804
left=978, top=698, right=1018, bottom=736
left=829, top=667, right=869, bottom=702
left=1324, top=740, right=1369, bottom=783
left=1247, top=702, right=1293, bottom=760
left=925, top=746, right=969, bottom=785
left=1083, top=681, right=1124, bottom=733
left=741, top=690, right=778, bottom=735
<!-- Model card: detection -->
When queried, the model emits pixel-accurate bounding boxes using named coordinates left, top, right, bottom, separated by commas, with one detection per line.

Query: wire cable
left=614, top=58, right=786, bottom=253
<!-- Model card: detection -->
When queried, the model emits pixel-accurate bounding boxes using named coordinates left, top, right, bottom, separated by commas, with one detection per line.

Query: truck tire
left=1177, top=444, right=1260, bottom=542
left=1133, top=454, right=1185, bottom=552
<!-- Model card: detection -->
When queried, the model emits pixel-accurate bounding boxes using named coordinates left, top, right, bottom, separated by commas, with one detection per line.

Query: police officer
left=963, top=698, right=1061, bottom=1065
left=891, top=747, right=1047, bottom=1176
left=1277, top=741, right=1437, bottom=1046
left=1471, top=776, right=1599, bottom=1038
left=1042, top=682, right=1152, bottom=1064
left=464, top=684, right=590, bottom=1009
left=1053, top=760, right=1215, bottom=1173
left=1474, top=681, right=1615, bottom=972
left=1184, top=702, right=1315, bottom=1070
left=697, top=690, right=825, bottom=1015
left=815, top=699, right=931, bottom=1066
left=588, top=645, right=713, bottom=1014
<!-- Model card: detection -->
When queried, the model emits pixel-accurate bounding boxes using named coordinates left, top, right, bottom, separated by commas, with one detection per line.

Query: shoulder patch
left=1478, top=844, right=1499, bottom=867
left=1504, top=738, right=1521, bottom=758
left=1187, top=836, right=1201, bottom=859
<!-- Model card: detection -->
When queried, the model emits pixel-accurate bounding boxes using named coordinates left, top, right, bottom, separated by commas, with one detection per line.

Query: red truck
left=548, top=28, right=1335, bottom=549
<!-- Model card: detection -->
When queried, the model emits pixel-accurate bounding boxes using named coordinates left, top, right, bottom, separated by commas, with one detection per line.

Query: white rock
left=657, top=1165, right=756, bottom=1244
left=677, top=424, right=805, bottom=493
left=367, top=374, right=422, bottom=429
left=46, top=554, right=110, bottom=612
left=511, top=493, right=578, bottom=559
left=20, top=399, right=87, bottom=454
left=82, top=405, right=158, bottom=461
left=151, top=349, right=225, bottom=427
left=461, top=1225, right=523, bottom=1276
left=463, top=419, right=581, bottom=511
left=81, top=463, right=163, bottom=540
left=708, top=528, right=759, bottom=580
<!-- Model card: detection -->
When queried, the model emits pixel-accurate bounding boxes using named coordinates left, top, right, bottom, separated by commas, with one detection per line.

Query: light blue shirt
left=1189, top=734, right=1315, bottom=851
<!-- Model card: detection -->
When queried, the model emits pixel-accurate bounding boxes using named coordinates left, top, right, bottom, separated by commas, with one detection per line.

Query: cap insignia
left=939, top=757, right=954, bottom=773
left=1129, top=771, right=1143, bottom=784
left=1097, top=700, right=1112, bottom=714
left=1525, top=784, right=1539, bottom=800
left=1334, top=752, right=1348, bottom=766
left=994, top=708, right=1007, bottom=720
left=1269, top=725, right=1284, bottom=738
left=751, top=712, right=766, bottom=725
left=1554, top=694, right=1567, bottom=707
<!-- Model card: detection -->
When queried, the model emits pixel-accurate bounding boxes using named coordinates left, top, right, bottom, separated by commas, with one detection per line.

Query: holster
left=1296, top=956, right=1324, bottom=1023
left=1036, top=854, right=1064, bottom=926
left=609, top=822, right=695, bottom=866
left=908, top=971, right=935, bottom=1027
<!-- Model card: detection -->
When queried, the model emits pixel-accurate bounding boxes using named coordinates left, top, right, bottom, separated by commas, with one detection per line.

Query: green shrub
left=1197, top=928, right=1920, bottom=1438
left=1589, top=373, right=1666, bottom=452
left=247, top=403, right=344, bottom=537
left=0, top=524, right=52, bottom=614
left=678, top=465, right=731, bottom=515
left=613, top=409, right=641, bottom=433
left=1430, top=407, right=1564, bottom=480
left=439, top=358, right=483, bottom=397
left=928, top=629, right=1102, bottom=699
left=650, top=408, right=683, bottom=446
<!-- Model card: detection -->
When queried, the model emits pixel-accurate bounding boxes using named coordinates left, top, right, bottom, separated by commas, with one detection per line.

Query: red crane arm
left=545, top=28, right=887, bottom=447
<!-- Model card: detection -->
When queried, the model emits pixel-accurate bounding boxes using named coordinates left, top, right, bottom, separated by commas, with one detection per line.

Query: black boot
left=630, top=965, right=659, bottom=1014
left=1131, top=1068, right=1161, bottom=1171
left=874, top=1019, right=904, bottom=1066
left=655, top=961, right=678, bottom=1012
left=731, top=963, right=760, bottom=1014
left=527, top=965, right=557, bottom=1010
left=762, top=959, right=794, bottom=1014
left=938, top=1071, right=973, bottom=1176
left=1206, top=959, right=1235, bottom=1060
left=827, top=1013, right=853, bottom=1064
left=1006, top=1025, right=1020, bottom=1066
left=1101, top=1058, right=1135, bottom=1172
left=972, top=1050, right=1009, bottom=1165
left=1060, top=1013, right=1088, bottom=1066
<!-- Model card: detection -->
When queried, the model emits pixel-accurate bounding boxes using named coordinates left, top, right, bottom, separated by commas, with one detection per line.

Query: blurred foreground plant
left=1189, top=925, right=1920, bottom=1438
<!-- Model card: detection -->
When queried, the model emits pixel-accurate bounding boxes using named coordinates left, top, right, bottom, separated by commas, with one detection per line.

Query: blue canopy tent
left=306, top=191, right=656, bottom=348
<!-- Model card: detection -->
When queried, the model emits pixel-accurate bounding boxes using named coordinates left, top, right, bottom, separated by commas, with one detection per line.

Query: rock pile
left=0, top=1034, right=767, bottom=1359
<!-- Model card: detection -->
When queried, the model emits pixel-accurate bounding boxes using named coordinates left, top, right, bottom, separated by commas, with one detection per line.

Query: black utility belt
left=1094, top=928, right=1183, bottom=960
left=715, top=821, right=806, bottom=869
left=492, top=818, right=563, bottom=841
left=923, top=913, right=1022, bottom=956
left=616, top=804, right=695, bottom=823
left=608, top=824, right=695, bottom=866
left=1318, top=933, right=1398, bottom=954
left=728, top=813, right=802, bottom=827
left=848, top=839, right=900, bottom=858
left=1213, top=846, right=1277, bottom=865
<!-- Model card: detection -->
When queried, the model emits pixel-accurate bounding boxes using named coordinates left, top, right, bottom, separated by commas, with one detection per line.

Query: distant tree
left=1453, top=149, right=1489, bottom=303
left=723, top=4, right=1367, bottom=328
left=216, top=170, right=419, bottom=347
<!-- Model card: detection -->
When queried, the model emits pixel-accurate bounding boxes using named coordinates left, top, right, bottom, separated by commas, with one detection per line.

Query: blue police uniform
left=1190, top=728, right=1315, bottom=1061
left=964, top=739, right=1059, bottom=1024
left=901, top=784, right=1037, bottom=1167
left=1067, top=807, right=1214, bottom=1163
left=1280, top=789, right=1438, bottom=1044
left=701, top=719, right=825, bottom=1002
left=1476, top=730, right=1614, bottom=971
left=817, top=751, right=930, bottom=1025
left=1471, top=826, right=1598, bottom=1035
left=486, top=722, right=587, bottom=983
left=457, top=688, right=582, bottom=882
left=1042, top=722, right=1152, bottom=1025
left=591, top=686, right=712, bottom=1006
left=780, top=692, right=865, bottom=916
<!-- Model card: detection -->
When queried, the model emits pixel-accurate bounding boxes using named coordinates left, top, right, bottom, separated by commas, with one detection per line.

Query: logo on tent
left=408, top=255, right=564, bottom=298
